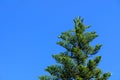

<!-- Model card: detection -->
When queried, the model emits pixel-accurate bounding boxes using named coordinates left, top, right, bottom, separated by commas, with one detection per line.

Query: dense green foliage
left=39, top=17, right=111, bottom=80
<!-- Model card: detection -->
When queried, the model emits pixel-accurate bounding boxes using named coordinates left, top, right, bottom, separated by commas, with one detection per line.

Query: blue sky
left=0, top=0, right=120, bottom=80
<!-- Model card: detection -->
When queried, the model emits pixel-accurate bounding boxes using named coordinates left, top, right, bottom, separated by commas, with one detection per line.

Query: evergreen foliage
left=39, top=17, right=111, bottom=80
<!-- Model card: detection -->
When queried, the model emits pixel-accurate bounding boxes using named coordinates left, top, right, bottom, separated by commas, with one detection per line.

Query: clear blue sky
left=0, top=0, right=120, bottom=80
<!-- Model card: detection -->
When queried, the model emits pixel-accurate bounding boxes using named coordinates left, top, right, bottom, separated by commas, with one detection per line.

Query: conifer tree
left=39, top=17, right=111, bottom=80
